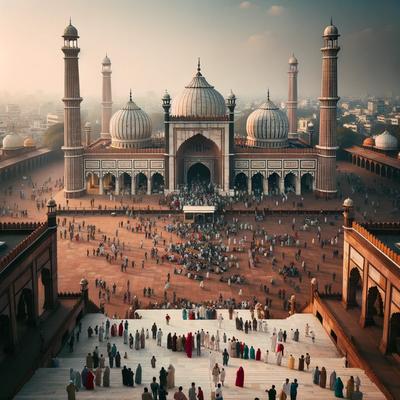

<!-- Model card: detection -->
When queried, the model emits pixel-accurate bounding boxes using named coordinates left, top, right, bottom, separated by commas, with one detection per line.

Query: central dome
left=170, top=61, right=226, bottom=118
left=246, top=92, right=289, bottom=148
left=2, top=133, right=24, bottom=150
left=110, top=92, right=151, bottom=149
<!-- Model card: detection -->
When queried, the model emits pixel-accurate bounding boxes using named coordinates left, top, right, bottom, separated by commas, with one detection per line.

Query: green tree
left=337, top=127, right=362, bottom=149
left=43, top=123, right=64, bottom=150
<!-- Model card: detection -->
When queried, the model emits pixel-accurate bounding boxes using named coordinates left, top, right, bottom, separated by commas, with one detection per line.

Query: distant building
left=46, top=113, right=63, bottom=127
left=368, top=99, right=385, bottom=115
left=6, top=104, right=21, bottom=121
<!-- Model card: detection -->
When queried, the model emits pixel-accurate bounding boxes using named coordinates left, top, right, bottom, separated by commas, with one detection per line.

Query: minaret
left=61, top=20, right=85, bottom=198
left=316, top=20, right=340, bottom=198
left=162, top=90, right=171, bottom=190
left=84, top=122, right=91, bottom=147
left=287, top=54, right=298, bottom=138
left=101, top=55, right=112, bottom=139
left=226, top=90, right=236, bottom=190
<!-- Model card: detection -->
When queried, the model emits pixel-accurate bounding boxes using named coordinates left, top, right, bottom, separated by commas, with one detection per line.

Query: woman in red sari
left=118, top=322, right=123, bottom=336
left=111, top=323, right=117, bottom=337
left=185, top=332, right=193, bottom=358
left=256, top=348, right=261, bottom=361
left=197, top=386, right=204, bottom=400
left=235, top=366, right=244, bottom=387
left=86, top=369, right=95, bottom=390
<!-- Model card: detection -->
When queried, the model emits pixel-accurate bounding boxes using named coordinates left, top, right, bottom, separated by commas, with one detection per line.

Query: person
left=212, top=363, right=220, bottom=386
left=151, top=355, right=157, bottom=368
left=122, top=366, right=129, bottom=386
left=66, top=381, right=76, bottom=400
left=166, top=314, right=171, bottom=325
left=298, top=355, right=304, bottom=371
left=346, top=376, right=355, bottom=399
left=157, top=328, right=163, bottom=346
left=256, top=348, right=261, bottom=361
left=290, top=379, right=298, bottom=400
left=159, top=385, right=168, bottom=400
left=287, top=354, right=295, bottom=369
left=115, top=351, right=121, bottom=368
left=142, top=387, right=153, bottom=400
left=334, top=377, right=344, bottom=398
left=222, top=348, right=229, bottom=366
left=320, top=367, right=327, bottom=388
left=174, top=386, right=188, bottom=400
left=188, top=382, right=197, bottom=400
left=282, top=378, right=290, bottom=398
left=151, top=377, right=160, bottom=400
left=354, top=376, right=361, bottom=392
left=86, top=369, right=95, bottom=390
left=86, top=352, right=93, bottom=369
left=197, top=386, right=204, bottom=400
left=136, top=363, right=143, bottom=385
left=81, top=366, right=89, bottom=388
left=235, top=366, right=244, bottom=388
left=185, top=332, right=193, bottom=358
left=264, top=349, right=269, bottom=363
left=220, top=368, right=226, bottom=386
left=329, top=370, right=337, bottom=390
left=305, top=353, right=310, bottom=370
left=266, top=384, right=277, bottom=400
left=74, top=370, right=81, bottom=391
left=215, top=383, right=223, bottom=399
left=167, top=364, right=175, bottom=389
left=103, top=366, right=110, bottom=387
left=128, top=368, right=134, bottom=387
left=160, top=366, right=168, bottom=389
left=278, top=390, right=287, bottom=400
left=95, top=367, right=102, bottom=386
left=312, top=366, right=320, bottom=385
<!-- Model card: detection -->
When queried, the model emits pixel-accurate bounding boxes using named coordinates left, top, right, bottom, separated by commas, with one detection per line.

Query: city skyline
left=0, top=0, right=399, bottom=102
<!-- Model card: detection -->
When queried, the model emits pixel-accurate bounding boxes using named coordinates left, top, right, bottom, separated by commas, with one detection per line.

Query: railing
left=0, top=222, right=48, bottom=271
left=352, top=221, right=400, bottom=265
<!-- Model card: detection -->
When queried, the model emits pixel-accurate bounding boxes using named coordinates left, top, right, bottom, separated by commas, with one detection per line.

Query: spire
left=69, top=17, right=72, bottom=25
left=330, top=16, right=333, bottom=25
left=267, top=88, right=270, bottom=101
left=197, top=57, right=202, bottom=76
left=129, top=89, right=132, bottom=102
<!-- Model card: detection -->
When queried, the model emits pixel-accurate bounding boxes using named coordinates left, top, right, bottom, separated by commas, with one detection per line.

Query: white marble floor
left=15, top=310, right=383, bottom=399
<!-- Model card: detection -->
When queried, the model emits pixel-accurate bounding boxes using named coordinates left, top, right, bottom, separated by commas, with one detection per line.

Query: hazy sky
left=0, top=0, right=399, bottom=103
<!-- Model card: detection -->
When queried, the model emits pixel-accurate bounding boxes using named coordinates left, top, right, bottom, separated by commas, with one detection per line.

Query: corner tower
left=287, top=54, right=298, bottom=138
left=101, top=55, right=112, bottom=139
left=61, top=20, right=85, bottom=198
left=316, top=20, right=340, bottom=198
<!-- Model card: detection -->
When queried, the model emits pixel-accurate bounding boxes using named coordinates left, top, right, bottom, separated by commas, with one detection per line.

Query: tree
left=43, top=123, right=64, bottom=150
left=337, top=127, right=362, bottom=149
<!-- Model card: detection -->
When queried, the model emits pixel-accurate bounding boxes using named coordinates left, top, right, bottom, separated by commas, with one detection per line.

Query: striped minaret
left=101, top=55, right=112, bottom=139
left=61, top=20, right=85, bottom=198
left=287, top=54, right=298, bottom=138
left=316, top=20, right=340, bottom=198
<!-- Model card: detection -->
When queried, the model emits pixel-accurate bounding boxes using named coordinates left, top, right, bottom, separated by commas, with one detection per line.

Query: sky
left=0, top=0, right=399, bottom=103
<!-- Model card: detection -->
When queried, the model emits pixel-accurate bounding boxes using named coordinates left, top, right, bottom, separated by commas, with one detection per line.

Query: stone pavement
left=15, top=310, right=383, bottom=399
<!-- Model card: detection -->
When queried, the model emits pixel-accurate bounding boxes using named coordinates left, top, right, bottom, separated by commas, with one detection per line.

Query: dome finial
left=197, top=57, right=201, bottom=72
left=69, top=17, right=72, bottom=25
left=129, top=89, right=132, bottom=102
left=267, top=88, right=270, bottom=101
left=330, top=16, right=333, bottom=25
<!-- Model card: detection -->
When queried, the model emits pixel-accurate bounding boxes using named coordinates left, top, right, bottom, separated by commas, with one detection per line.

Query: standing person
left=159, top=385, right=168, bottom=400
left=166, top=314, right=171, bottom=325
left=66, top=381, right=76, bottom=400
left=319, top=367, right=327, bottom=388
left=151, top=377, right=160, bottom=400
left=282, top=378, right=291, bottom=398
left=305, top=353, right=311, bottom=370
left=103, top=366, right=110, bottom=387
left=329, top=370, right=337, bottom=391
left=266, top=385, right=277, bottom=400
left=334, top=377, right=344, bottom=398
left=135, top=363, right=143, bottom=385
left=157, top=328, right=163, bottom=346
left=188, top=382, right=197, bottom=400
left=167, top=364, right=175, bottom=389
left=298, top=355, right=304, bottom=371
left=222, top=348, right=229, bottom=366
left=215, top=383, right=223, bottom=399
left=290, top=379, right=298, bottom=400
left=197, top=386, right=204, bottom=400
left=174, top=386, right=188, bottom=400
left=160, top=367, right=168, bottom=389
left=220, top=369, right=226, bottom=386
left=151, top=355, right=157, bottom=368
left=235, top=366, right=244, bottom=388
left=142, top=387, right=153, bottom=400
left=346, top=376, right=355, bottom=399
left=212, top=363, right=220, bottom=387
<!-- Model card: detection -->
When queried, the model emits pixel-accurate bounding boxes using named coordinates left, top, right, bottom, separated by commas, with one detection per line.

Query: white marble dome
left=246, top=94, right=289, bottom=148
left=171, top=62, right=226, bottom=118
left=2, top=133, right=24, bottom=150
left=374, top=130, right=398, bottom=151
left=110, top=94, right=151, bottom=149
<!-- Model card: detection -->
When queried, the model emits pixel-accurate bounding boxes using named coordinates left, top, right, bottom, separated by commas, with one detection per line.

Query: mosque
left=62, top=21, right=341, bottom=199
